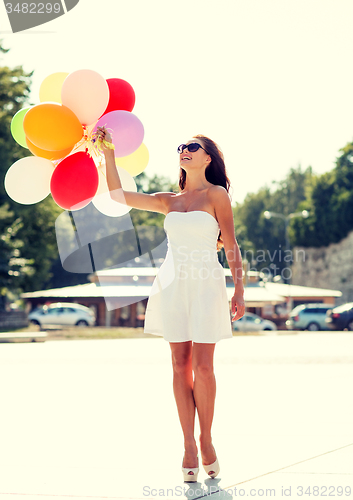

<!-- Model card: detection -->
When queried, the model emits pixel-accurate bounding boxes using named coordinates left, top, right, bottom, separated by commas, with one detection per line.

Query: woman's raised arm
left=97, top=126, right=170, bottom=214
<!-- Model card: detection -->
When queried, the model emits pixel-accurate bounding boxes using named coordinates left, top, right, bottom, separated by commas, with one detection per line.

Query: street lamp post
left=263, top=209, right=309, bottom=311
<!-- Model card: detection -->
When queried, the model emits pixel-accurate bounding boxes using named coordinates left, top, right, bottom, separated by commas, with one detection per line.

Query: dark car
left=325, top=302, right=353, bottom=331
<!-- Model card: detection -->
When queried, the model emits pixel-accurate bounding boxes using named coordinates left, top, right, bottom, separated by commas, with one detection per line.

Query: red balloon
left=50, top=152, right=98, bottom=210
left=102, top=78, right=136, bottom=116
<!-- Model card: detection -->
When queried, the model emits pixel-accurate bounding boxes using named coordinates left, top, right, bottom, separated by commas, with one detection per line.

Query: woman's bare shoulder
left=159, top=192, right=178, bottom=202
left=207, top=185, right=229, bottom=203
left=208, top=185, right=228, bottom=195
left=156, top=191, right=178, bottom=214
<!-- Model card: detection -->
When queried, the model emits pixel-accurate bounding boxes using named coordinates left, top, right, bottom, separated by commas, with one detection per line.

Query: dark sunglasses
left=177, top=143, right=208, bottom=154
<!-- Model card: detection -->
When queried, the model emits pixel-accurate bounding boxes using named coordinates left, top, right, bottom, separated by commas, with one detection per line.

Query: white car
left=29, top=303, right=95, bottom=328
left=232, top=312, right=277, bottom=331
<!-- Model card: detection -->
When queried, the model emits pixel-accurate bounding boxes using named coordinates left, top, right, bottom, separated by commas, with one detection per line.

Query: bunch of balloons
left=6, top=69, right=149, bottom=217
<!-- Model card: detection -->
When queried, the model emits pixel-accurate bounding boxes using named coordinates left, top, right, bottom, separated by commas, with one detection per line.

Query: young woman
left=96, top=127, right=245, bottom=482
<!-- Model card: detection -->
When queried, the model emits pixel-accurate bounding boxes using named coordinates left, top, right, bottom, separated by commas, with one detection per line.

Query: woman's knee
left=172, top=353, right=193, bottom=374
left=193, top=360, right=214, bottom=379
left=192, top=344, right=215, bottom=379
left=170, top=342, right=193, bottom=374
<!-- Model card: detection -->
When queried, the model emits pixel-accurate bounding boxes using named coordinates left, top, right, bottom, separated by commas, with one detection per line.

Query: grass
left=0, top=324, right=271, bottom=341
left=0, top=324, right=157, bottom=341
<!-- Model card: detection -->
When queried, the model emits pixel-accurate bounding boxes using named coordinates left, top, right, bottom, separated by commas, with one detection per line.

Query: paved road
left=0, top=332, right=352, bottom=499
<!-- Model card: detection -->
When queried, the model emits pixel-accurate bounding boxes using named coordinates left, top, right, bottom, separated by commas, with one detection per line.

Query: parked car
left=232, top=312, right=277, bottom=331
left=325, top=302, right=353, bottom=331
left=29, top=303, right=95, bottom=328
left=286, top=303, right=334, bottom=331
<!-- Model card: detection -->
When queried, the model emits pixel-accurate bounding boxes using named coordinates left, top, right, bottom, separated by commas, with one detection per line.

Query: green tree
left=0, top=42, right=32, bottom=201
left=0, top=41, right=63, bottom=306
left=291, top=141, right=353, bottom=247
left=0, top=203, right=36, bottom=309
left=235, top=165, right=314, bottom=276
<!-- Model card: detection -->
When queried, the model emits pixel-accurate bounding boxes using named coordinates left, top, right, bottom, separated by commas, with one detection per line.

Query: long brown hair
left=178, top=135, right=232, bottom=252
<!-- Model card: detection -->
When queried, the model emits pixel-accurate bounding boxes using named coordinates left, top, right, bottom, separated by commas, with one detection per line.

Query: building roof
left=91, top=266, right=234, bottom=278
left=21, top=283, right=152, bottom=299
left=233, top=286, right=285, bottom=305
left=265, top=282, right=342, bottom=298
left=91, top=267, right=160, bottom=278
left=21, top=271, right=342, bottom=304
left=20, top=281, right=283, bottom=304
left=22, top=282, right=286, bottom=306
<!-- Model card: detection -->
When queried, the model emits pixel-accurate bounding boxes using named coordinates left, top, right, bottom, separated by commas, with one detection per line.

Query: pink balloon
left=61, top=69, right=109, bottom=126
left=94, top=110, right=144, bottom=157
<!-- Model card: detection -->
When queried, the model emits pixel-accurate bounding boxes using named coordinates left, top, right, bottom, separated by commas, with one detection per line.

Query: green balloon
left=11, top=107, right=31, bottom=148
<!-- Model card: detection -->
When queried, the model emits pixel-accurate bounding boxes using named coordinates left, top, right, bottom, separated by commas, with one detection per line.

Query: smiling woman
left=178, top=135, right=232, bottom=252
left=96, top=126, right=245, bottom=484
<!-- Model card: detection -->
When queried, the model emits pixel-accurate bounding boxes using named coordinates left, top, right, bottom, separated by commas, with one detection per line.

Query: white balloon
left=92, top=165, right=137, bottom=217
left=5, top=156, right=54, bottom=205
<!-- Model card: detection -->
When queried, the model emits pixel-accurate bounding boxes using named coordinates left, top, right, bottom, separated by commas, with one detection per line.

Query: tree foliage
left=234, top=166, right=314, bottom=276
left=0, top=41, right=62, bottom=307
left=0, top=42, right=32, bottom=199
left=234, top=138, right=353, bottom=282
left=291, top=141, right=353, bottom=247
left=0, top=203, right=35, bottom=308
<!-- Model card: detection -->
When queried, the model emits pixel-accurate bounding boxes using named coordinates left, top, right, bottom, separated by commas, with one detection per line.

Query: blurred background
left=1, top=0, right=353, bottom=336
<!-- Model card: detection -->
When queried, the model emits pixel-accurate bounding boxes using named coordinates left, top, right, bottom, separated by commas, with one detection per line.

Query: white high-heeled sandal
left=203, top=458, right=220, bottom=478
left=182, top=454, right=199, bottom=482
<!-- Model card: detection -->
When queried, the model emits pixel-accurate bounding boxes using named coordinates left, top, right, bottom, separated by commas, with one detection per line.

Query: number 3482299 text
left=5, top=3, right=62, bottom=14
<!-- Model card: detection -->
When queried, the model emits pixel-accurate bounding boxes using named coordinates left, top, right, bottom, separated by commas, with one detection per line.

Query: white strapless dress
left=143, top=211, right=233, bottom=343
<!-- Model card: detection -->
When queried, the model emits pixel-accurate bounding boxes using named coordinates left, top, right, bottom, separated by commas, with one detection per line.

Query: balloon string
left=100, top=165, right=107, bottom=180
left=51, top=126, right=114, bottom=169
left=83, top=125, right=88, bottom=154
left=71, top=125, right=115, bottom=160
left=91, top=125, right=115, bottom=154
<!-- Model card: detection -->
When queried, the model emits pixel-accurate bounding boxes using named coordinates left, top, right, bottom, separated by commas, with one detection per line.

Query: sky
left=2, top=0, right=353, bottom=205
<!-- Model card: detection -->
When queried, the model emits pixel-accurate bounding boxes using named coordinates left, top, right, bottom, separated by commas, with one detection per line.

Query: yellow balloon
left=115, top=143, right=149, bottom=176
left=39, top=72, right=69, bottom=104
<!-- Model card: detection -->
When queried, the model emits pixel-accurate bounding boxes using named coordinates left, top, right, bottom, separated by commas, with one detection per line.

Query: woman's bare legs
left=169, top=341, right=198, bottom=469
left=170, top=341, right=217, bottom=470
left=192, top=343, right=217, bottom=468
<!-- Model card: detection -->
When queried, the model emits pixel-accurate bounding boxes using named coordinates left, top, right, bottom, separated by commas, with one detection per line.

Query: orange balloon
left=26, top=137, right=73, bottom=161
left=23, top=103, right=83, bottom=151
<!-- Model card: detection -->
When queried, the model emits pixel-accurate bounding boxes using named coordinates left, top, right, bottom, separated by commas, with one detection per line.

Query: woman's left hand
left=231, top=291, right=245, bottom=322
left=96, top=126, right=113, bottom=151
